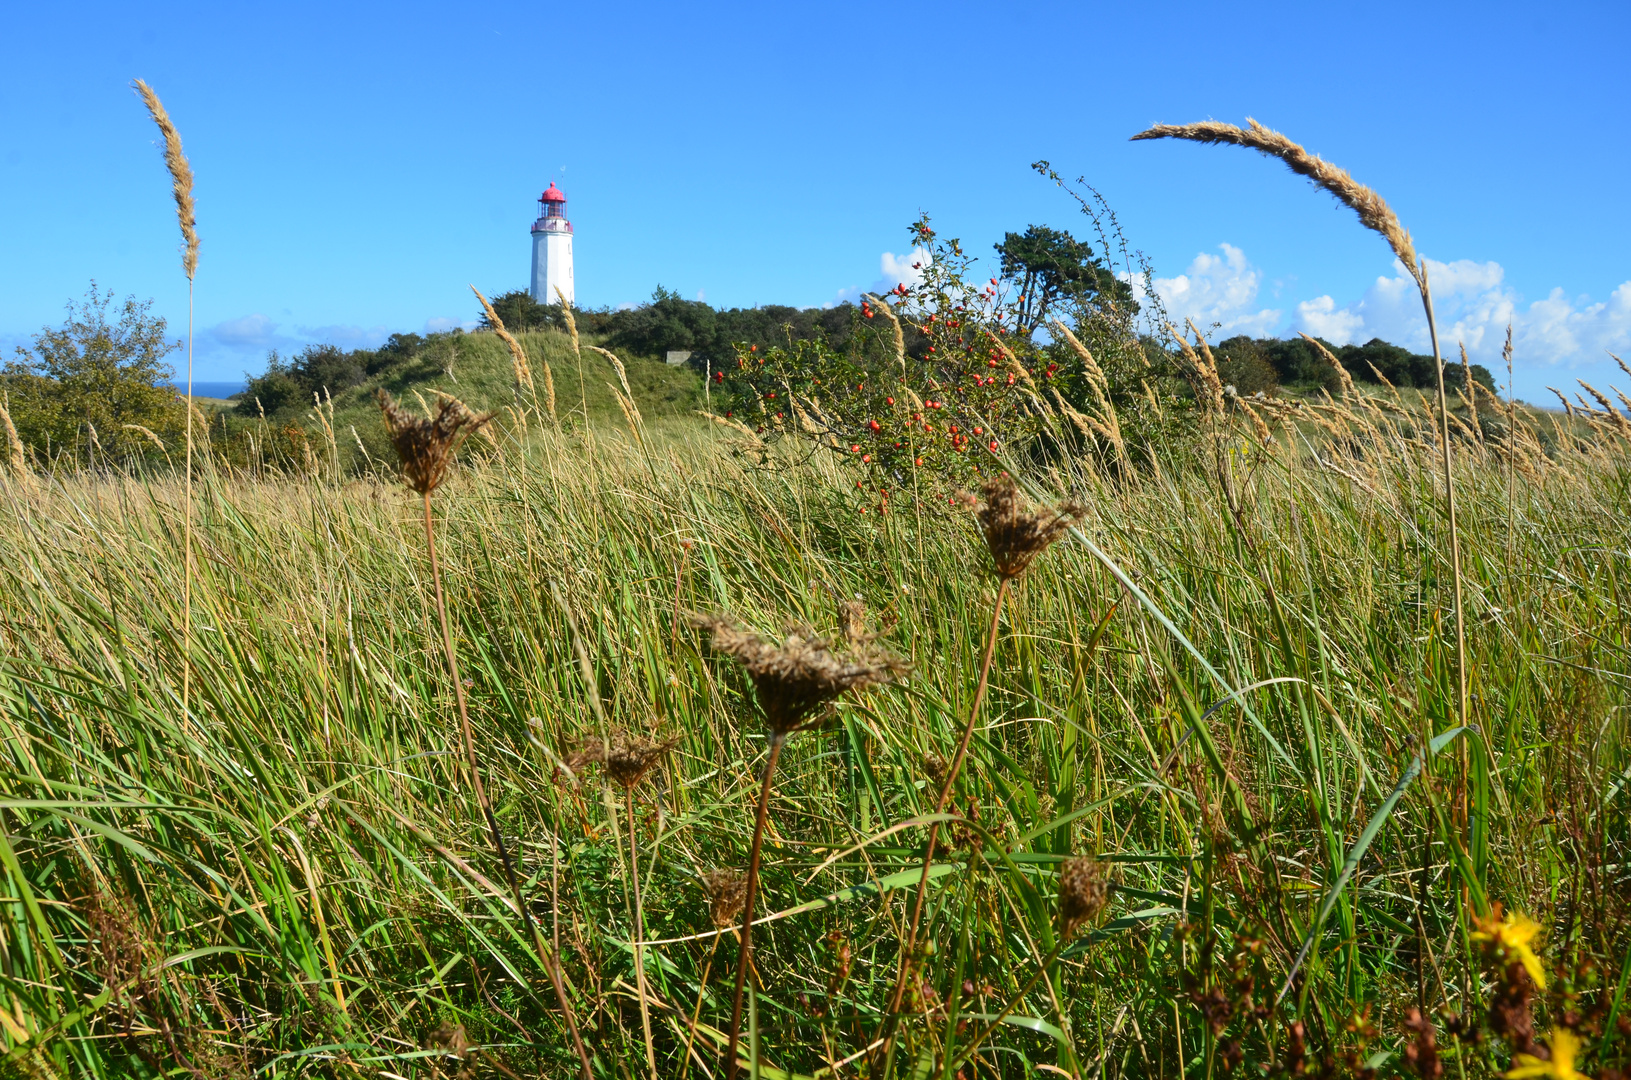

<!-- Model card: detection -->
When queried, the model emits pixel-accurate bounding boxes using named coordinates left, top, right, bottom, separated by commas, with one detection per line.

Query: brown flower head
left=692, top=615, right=910, bottom=734
left=565, top=729, right=681, bottom=791
left=962, top=474, right=1084, bottom=580
left=1057, top=856, right=1110, bottom=939
left=701, top=869, right=749, bottom=928
left=1401, top=1007, right=1443, bottom=1080
left=377, top=390, right=494, bottom=495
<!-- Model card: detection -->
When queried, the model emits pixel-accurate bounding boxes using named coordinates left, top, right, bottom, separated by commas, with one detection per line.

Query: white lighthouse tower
left=529, top=182, right=574, bottom=306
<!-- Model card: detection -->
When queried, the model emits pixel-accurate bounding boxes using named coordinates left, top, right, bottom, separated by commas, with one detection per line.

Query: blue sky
left=2, top=0, right=1627, bottom=402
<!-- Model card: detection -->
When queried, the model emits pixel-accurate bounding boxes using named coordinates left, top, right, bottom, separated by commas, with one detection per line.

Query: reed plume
left=133, top=78, right=200, bottom=716
left=470, top=285, right=536, bottom=399
left=1132, top=118, right=1416, bottom=283
left=1, top=392, right=31, bottom=486
left=133, top=81, right=197, bottom=281
left=693, top=614, right=907, bottom=1078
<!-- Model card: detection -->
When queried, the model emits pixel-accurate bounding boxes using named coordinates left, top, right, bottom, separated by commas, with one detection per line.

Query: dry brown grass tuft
left=1, top=392, right=32, bottom=485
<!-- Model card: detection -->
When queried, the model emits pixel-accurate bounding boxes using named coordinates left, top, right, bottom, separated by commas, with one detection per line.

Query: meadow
left=2, top=358, right=1628, bottom=1077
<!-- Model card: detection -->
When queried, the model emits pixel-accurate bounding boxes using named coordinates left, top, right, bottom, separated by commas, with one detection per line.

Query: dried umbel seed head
left=961, top=474, right=1084, bottom=581
left=692, top=615, right=910, bottom=734
left=923, top=751, right=948, bottom=789
left=377, top=390, right=494, bottom=495
left=565, top=730, right=680, bottom=790
left=839, top=598, right=874, bottom=647
left=1401, top=1007, right=1443, bottom=1080
left=1056, top=857, right=1110, bottom=939
left=702, top=869, right=748, bottom=928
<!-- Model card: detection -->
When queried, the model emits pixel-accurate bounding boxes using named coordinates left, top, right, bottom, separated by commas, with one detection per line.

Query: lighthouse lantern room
left=530, top=182, right=574, bottom=306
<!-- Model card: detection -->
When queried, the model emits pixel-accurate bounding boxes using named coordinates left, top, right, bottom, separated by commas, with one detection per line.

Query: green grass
left=1, top=401, right=1627, bottom=1079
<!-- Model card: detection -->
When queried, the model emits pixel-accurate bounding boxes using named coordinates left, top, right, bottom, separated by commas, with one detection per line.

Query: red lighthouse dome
left=541, top=182, right=567, bottom=203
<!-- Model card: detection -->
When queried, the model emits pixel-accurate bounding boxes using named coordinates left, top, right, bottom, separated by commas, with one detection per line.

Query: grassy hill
left=227, top=328, right=706, bottom=470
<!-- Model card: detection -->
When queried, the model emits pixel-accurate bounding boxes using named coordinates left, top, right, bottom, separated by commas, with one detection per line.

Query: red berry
left=868, top=420, right=881, bottom=432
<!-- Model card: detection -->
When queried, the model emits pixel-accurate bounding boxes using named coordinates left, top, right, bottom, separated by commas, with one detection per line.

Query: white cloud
left=1148, top=244, right=1281, bottom=338
left=696, top=289, right=707, bottom=303
left=1295, top=296, right=1366, bottom=345
left=828, top=245, right=932, bottom=308
left=1289, top=259, right=1631, bottom=373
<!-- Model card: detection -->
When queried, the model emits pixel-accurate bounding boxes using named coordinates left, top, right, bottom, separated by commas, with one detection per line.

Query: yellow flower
left=1471, top=907, right=1547, bottom=989
left=1504, top=1028, right=1589, bottom=1080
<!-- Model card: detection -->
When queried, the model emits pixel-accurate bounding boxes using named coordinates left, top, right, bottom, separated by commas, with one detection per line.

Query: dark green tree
left=2, top=283, right=185, bottom=461
left=995, top=225, right=1130, bottom=334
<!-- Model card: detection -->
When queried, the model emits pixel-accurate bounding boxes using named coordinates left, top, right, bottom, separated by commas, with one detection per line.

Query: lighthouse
left=530, top=182, right=574, bottom=306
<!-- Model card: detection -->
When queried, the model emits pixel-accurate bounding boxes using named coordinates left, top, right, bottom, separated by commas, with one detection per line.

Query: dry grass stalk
left=554, top=286, right=590, bottom=427
left=1053, top=320, right=1125, bottom=454
left=1134, top=117, right=1469, bottom=746
left=1239, top=399, right=1273, bottom=446
left=1577, top=381, right=1631, bottom=441
left=122, top=424, right=167, bottom=452
left=1169, top=323, right=1225, bottom=416
left=694, top=613, right=906, bottom=1078
left=1460, top=344, right=1483, bottom=443
left=469, top=286, right=536, bottom=398
left=1, top=392, right=34, bottom=486
left=1300, top=333, right=1355, bottom=399
left=865, top=293, right=907, bottom=372
left=1133, top=118, right=1417, bottom=283
left=134, top=78, right=200, bottom=717
left=377, top=388, right=590, bottom=1079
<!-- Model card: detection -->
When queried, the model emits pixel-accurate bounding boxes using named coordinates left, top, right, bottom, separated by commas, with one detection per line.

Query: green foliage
left=994, top=224, right=1132, bottom=334
left=1240, top=334, right=1499, bottom=392
left=1, top=282, right=185, bottom=462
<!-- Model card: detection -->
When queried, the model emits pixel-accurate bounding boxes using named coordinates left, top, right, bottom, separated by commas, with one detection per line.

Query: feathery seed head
left=692, top=615, right=909, bottom=734
left=701, top=869, right=749, bottom=929
left=133, top=80, right=198, bottom=281
left=962, top=474, right=1084, bottom=580
left=1057, top=856, right=1110, bottom=939
left=376, top=390, right=494, bottom=495
left=565, top=729, right=681, bottom=790
left=1132, top=119, right=1419, bottom=285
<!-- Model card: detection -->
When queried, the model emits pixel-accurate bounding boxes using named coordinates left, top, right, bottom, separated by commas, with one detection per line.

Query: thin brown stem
left=421, top=490, right=593, bottom=1080
left=628, top=789, right=658, bottom=1080
left=726, top=731, right=786, bottom=1080
left=877, top=574, right=1011, bottom=1065
left=182, top=278, right=193, bottom=717
left=1419, top=273, right=1470, bottom=820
